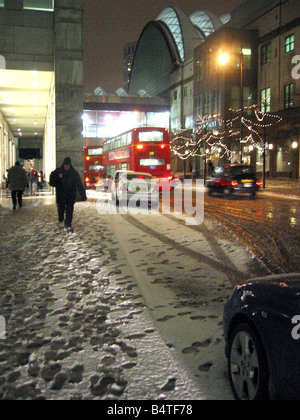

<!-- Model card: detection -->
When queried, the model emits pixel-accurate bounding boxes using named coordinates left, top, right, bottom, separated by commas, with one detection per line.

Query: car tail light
left=85, top=177, right=90, bottom=183
left=256, top=181, right=263, bottom=186
left=167, top=176, right=173, bottom=181
left=160, top=144, right=166, bottom=149
left=215, top=180, right=230, bottom=186
left=137, top=145, right=144, bottom=150
left=231, top=180, right=239, bottom=187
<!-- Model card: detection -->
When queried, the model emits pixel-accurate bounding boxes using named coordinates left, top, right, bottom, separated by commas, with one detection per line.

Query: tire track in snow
left=121, top=213, right=247, bottom=286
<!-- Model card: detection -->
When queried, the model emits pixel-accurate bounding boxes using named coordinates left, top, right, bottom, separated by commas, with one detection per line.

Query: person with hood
left=50, top=157, right=87, bottom=231
left=7, top=162, right=28, bottom=211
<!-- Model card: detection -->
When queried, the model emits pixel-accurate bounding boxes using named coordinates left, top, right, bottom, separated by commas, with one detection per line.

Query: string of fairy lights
left=170, top=103, right=283, bottom=161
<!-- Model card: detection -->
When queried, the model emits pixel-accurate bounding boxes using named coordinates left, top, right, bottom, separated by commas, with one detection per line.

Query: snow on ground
left=0, top=193, right=266, bottom=400
left=109, top=206, right=262, bottom=400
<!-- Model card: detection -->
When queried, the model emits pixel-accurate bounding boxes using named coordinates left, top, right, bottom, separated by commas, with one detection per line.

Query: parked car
left=223, top=273, right=300, bottom=400
left=206, top=164, right=262, bottom=198
left=111, top=170, right=159, bottom=206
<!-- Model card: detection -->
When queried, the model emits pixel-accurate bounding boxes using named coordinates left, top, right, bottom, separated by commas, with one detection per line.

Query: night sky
left=83, top=0, right=243, bottom=93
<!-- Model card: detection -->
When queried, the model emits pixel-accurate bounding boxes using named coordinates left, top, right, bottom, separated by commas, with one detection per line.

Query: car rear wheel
left=228, top=323, right=269, bottom=400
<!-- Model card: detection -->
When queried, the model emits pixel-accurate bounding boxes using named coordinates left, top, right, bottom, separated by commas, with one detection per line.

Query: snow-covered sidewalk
left=0, top=201, right=208, bottom=400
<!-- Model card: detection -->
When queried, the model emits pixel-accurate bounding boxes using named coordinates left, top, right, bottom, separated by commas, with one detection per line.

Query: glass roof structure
left=129, top=6, right=230, bottom=96
left=156, top=8, right=225, bottom=64
left=190, top=11, right=221, bottom=38
left=220, top=14, right=231, bottom=25
left=156, top=7, right=185, bottom=62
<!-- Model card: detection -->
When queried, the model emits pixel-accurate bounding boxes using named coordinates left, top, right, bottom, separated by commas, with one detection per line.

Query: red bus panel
left=102, top=127, right=172, bottom=181
left=84, top=146, right=104, bottom=188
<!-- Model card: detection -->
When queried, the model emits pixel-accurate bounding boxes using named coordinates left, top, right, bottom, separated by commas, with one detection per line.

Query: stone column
left=54, top=0, right=84, bottom=177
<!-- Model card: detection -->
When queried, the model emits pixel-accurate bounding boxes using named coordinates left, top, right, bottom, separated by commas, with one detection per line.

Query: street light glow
left=219, top=53, right=230, bottom=66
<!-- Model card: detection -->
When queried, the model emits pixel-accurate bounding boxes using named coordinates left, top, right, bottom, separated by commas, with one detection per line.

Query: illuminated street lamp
left=218, top=49, right=247, bottom=163
left=218, top=53, right=230, bottom=67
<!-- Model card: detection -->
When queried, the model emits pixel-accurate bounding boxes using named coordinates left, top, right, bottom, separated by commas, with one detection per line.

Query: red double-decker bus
left=84, top=146, right=104, bottom=188
left=102, top=127, right=172, bottom=181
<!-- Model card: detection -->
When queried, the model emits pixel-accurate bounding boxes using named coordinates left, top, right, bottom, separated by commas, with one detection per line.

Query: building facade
left=128, top=1, right=300, bottom=179
left=193, top=0, right=300, bottom=177
left=0, top=0, right=84, bottom=180
left=241, top=0, right=300, bottom=178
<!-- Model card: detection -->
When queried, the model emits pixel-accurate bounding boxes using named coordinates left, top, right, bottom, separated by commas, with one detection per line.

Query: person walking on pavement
left=50, top=157, right=87, bottom=231
left=7, top=162, right=28, bottom=211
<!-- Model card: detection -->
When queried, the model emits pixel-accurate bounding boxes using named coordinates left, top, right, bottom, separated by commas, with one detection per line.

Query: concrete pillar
left=54, top=0, right=84, bottom=177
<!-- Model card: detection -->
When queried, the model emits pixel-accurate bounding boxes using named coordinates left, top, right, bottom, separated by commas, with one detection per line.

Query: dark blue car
left=223, top=274, right=300, bottom=400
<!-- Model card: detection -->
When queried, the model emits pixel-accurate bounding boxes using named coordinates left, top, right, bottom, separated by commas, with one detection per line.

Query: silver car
left=111, top=170, right=159, bottom=207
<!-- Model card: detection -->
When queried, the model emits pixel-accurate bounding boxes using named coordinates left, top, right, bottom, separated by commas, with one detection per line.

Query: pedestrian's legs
left=17, top=191, right=23, bottom=208
left=57, top=198, right=66, bottom=224
left=11, top=191, right=17, bottom=210
left=65, top=199, right=75, bottom=228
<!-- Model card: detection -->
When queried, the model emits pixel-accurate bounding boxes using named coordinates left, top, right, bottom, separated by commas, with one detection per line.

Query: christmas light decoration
left=170, top=103, right=283, bottom=165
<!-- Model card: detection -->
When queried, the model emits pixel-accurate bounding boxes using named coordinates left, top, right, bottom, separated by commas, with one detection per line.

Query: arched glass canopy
left=156, top=7, right=185, bottom=62
left=190, top=11, right=221, bottom=37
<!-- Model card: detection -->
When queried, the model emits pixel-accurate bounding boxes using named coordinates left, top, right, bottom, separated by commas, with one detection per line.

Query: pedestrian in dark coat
left=7, top=162, right=28, bottom=210
left=50, top=157, right=87, bottom=230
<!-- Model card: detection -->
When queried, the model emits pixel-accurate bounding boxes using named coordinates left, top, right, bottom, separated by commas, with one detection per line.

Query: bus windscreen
left=88, top=148, right=103, bottom=156
left=138, top=131, right=164, bottom=142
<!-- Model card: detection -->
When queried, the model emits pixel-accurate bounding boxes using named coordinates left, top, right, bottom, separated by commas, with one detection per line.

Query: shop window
left=261, top=43, right=271, bottom=65
left=284, top=84, right=294, bottom=109
left=285, top=35, right=295, bottom=53
left=23, top=0, right=54, bottom=11
left=261, top=88, right=271, bottom=112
